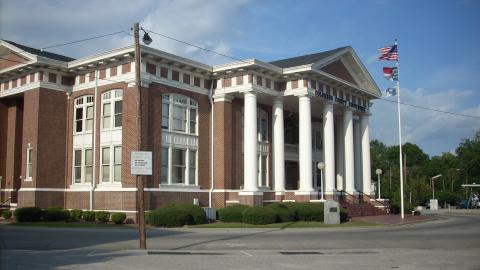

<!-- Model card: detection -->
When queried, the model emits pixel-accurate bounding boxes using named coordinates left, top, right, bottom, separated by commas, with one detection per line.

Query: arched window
left=101, top=89, right=123, bottom=129
left=162, top=94, right=198, bottom=134
left=161, top=94, right=198, bottom=186
left=74, top=95, right=94, bottom=133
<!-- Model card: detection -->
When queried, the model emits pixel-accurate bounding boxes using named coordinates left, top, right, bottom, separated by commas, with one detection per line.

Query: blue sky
left=1, top=0, right=479, bottom=156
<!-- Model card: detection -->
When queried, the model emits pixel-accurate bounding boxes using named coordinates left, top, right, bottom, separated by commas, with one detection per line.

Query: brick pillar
left=213, top=97, right=233, bottom=189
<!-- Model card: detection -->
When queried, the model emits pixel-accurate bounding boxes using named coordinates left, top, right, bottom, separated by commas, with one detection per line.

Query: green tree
left=456, top=130, right=480, bottom=186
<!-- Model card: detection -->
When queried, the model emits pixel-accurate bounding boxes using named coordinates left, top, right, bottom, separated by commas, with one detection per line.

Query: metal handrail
left=339, top=190, right=360, bottom=204
left=356, top=189, right=389, bottom=208
left=0, top=195, right=15, bottom=207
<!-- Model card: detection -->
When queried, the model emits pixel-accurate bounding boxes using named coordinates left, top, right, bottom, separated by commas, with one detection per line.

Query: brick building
left=0, top=40, right=381, bottom=213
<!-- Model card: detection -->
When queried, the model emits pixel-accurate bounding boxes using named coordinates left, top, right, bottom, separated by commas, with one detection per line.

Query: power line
left=145, top=29, right=251, bottom=64
left=376, top=96, right=480, bottom=119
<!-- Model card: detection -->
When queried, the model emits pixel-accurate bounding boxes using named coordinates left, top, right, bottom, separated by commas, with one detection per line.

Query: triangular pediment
left=0, top=44, right=34, bottom=71
left=312, top=47, right=381, bottom=97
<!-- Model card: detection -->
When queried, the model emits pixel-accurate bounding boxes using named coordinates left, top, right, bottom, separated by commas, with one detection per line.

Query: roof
left=2, top=39, right=75, bottom=62
left=269, top=46, right=349, bottom=68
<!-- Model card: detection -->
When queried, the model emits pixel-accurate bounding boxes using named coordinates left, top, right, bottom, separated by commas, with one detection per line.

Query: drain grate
left=279, top=251, right=324, bottom=255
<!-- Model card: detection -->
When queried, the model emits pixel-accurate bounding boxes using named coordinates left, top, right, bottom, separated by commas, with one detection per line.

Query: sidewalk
left=351, top=214, right=435, bottom=225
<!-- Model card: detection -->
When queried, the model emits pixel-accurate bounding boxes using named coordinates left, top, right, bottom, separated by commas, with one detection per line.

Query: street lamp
left=431, top=174, right=442, bottom=199
left=133, top=22, right=153, bottom=250
left=317, top=162, right=325, bottom=201
left=376, top=169, right=383, bottom=199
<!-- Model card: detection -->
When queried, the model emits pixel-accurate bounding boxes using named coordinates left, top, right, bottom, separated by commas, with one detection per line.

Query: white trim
left=239, top=191, right=263, bottom=196
left=225, top=200, right=240, bottom=204
left=19, top=188, right=65, bottom=192
left=146, top=186, right=204, bottom=192
left=0, top=189, right=15, bottom=192
left=263, top=200, right=280, bottom=203
left=95, top=186, right=135, bottom=192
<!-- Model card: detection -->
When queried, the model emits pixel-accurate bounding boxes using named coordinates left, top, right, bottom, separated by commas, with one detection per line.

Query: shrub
left=284, top=202, right=324, bottom=222
left=14, top=207, right=42, bottom=222
left=111, top=213, right=127, bottom=224
left=82, top=211, right=95, bottom=222
left=340, top=208, right=349, bottom=223
left=175, top=204, right=207, bottom=224
left=218, top=204, right=251, bottom=223
left=2, top=210, right=12, bottom=219
left=146, top=205, right=193, bottom=227
left=95, top=211, right=110, bottom=223
left=242, top=206, right=277, bottom=225
left=266, top=203, right=297, bottom=222
left=70, top=209, right=83, bottom=221
left=44, top=206, right=69, bottom=221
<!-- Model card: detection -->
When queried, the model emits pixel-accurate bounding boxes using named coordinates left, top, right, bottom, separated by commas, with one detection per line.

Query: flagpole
left=395, top=39, right=405, bottom=219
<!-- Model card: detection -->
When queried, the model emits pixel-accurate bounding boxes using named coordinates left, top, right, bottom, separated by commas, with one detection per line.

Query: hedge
left=284, top=202, right=324, bottom=222
left=14, top=207, right=42, bottom=222
left=265, top=203, right=297, bottom=222
left=82, top=211, right=95, bottom=222
left=242, top=206, right=277, bottom=225
left=111, top=213, right=127, bottom=224
left=2, top=210, right=12, bottom=219
left=44, top=206, right=70, bottom=221
left=69, top=209, right=83, bottom=221
left=146, top=204, right=193, bottom=227
left=174, top=204, right=207, bottom=224
left=340, top=208, right=348, bottom=223
left=95, top=211, right=110, bottom=223
left=218, top=204, right=251, bottom=223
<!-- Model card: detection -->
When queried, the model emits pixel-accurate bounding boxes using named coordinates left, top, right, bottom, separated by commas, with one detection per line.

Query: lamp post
left=375, top=169, right=382, bottom=199
left=133, top=22, right=153, bottom=250
left=317, top=162, right=325, bottom=201
left=431, top=174, right=442, bottom=199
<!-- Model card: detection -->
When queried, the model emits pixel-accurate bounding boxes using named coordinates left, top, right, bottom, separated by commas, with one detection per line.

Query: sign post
left=131, top=150, right=152, bottom=249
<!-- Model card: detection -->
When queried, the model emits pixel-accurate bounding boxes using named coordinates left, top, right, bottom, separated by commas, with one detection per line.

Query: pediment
left=0, top=42, right=36, bottom=71
left=320, top=60, right=357, bottom=85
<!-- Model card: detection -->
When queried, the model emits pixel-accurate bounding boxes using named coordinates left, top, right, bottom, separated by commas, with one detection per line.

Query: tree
left=456, top=130, right=480, bottom=186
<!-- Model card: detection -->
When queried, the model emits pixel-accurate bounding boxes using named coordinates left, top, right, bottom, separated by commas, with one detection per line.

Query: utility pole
left=134, top=22, right=146, bottom=250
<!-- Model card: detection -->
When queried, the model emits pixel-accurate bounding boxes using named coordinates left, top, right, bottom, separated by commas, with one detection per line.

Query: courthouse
left=0, top=39, right=381, bottom=212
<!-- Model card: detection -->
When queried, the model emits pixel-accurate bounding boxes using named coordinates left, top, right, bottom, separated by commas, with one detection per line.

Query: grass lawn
left=7, top=221, right=135, bottom=229
left=190, top=220, right=379, bottom=229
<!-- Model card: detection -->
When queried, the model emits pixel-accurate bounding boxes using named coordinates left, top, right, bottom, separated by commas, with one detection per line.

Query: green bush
left=340, top=208, right=349, bottom=223
left=242, top=206, right=277, bottom=225
left=111, top=213, right=127, bottom=224
left=82, top=211, right=95, bottom=222
left=284, top=202, right=324, bottom=222
left=175, top=204, right=207, bottom=224
left=390, top=202, right=414, bottom=215
left=218, top=204, right=251, bottom=223
left=14, top=207, right=42, bottom=222
left=266, top=203, right=297, bottom=222
left=44, top=206, right=69, bottom=221
left=146, top=204, right=193, bottom=227
left=2, top=210, right=12, bottom=219
left=95, top=211, right=110, bottom=223
left=69, top=209, right=83, bottom=221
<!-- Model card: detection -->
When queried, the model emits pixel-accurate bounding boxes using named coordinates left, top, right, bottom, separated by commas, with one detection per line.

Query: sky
left=1, top=0, right=479, bottom=156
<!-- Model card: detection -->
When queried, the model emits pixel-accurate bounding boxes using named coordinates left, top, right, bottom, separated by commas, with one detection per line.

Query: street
left=1, top=214, right=479, bottom=270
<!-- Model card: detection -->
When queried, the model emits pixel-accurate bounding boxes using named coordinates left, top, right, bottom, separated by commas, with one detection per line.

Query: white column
left=243, top=91, right=258, bottom=191
left=354, top=119, right=363, bottom=192
left=272, top=97, right=285, bottom=193
left=344, top=109, right=355, bottom=193
left=335, top=118, right=344, bottom=190
left=323, top=103, right=335, bottom=194
left=298, top=95, right=314, bottom=192
left=360, top=115, right=372, bottom=195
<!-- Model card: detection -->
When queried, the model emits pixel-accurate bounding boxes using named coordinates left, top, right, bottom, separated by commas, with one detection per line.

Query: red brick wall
left=213, top=101, right=232, bottom=189
left=321, top=60, right=356, bottom=85
left=0, top=51, right=28, bottom=70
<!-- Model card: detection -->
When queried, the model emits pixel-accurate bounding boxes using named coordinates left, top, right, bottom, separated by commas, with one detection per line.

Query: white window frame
left=26, top=146, right=33, bottom=181
left=162, top=94, right=198, bottom=135
left=160, top=146, right=198, bottom=186
left=74, top=95, right=94, bottom=134
left=100, top=145, right=122, bottom=184
left=101, top=89, right=123, bottom=130
left=72, top=148, right=93, bottom=185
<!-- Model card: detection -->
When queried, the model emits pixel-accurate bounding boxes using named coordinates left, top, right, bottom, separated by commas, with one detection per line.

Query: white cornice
left=68, top=46, right=135, bottom=68
left=142, top=46, right=212, bottom=72
left=213, top=59, right=282, bottom=74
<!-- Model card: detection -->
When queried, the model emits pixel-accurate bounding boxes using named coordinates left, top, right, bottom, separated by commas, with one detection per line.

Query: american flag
left=378, top=44, right=398, bottom=61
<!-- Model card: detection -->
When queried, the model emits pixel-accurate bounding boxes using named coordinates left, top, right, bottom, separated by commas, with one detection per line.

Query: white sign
left=131, top=151, right=152, bottom=175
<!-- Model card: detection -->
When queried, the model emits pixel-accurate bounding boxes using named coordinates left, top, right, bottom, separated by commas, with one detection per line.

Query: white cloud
left=370, top=87, right=480, bottom=156
left=0, top=0, right=251, bottom=64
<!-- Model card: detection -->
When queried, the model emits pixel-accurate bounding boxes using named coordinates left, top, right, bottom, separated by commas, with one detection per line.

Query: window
left=72, top=148, right=92, bottom=184
left=101, top=146, right=122, bottom=183
left=257, top=109, right=268, bottom=142
left=160, top=147, right=197, bottom=186
left=26, top=146, right=33, bottom=180
left=101, top=89, right=123, bottom=129
left=74, top=96, right=94, bottom=133
left=258, top=155, right=268, bottom=187
left=162, top=94, right=198, bottom=134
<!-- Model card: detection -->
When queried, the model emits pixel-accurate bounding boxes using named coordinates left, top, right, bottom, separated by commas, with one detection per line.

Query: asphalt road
left=1, top=214, right=479, bottom=270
